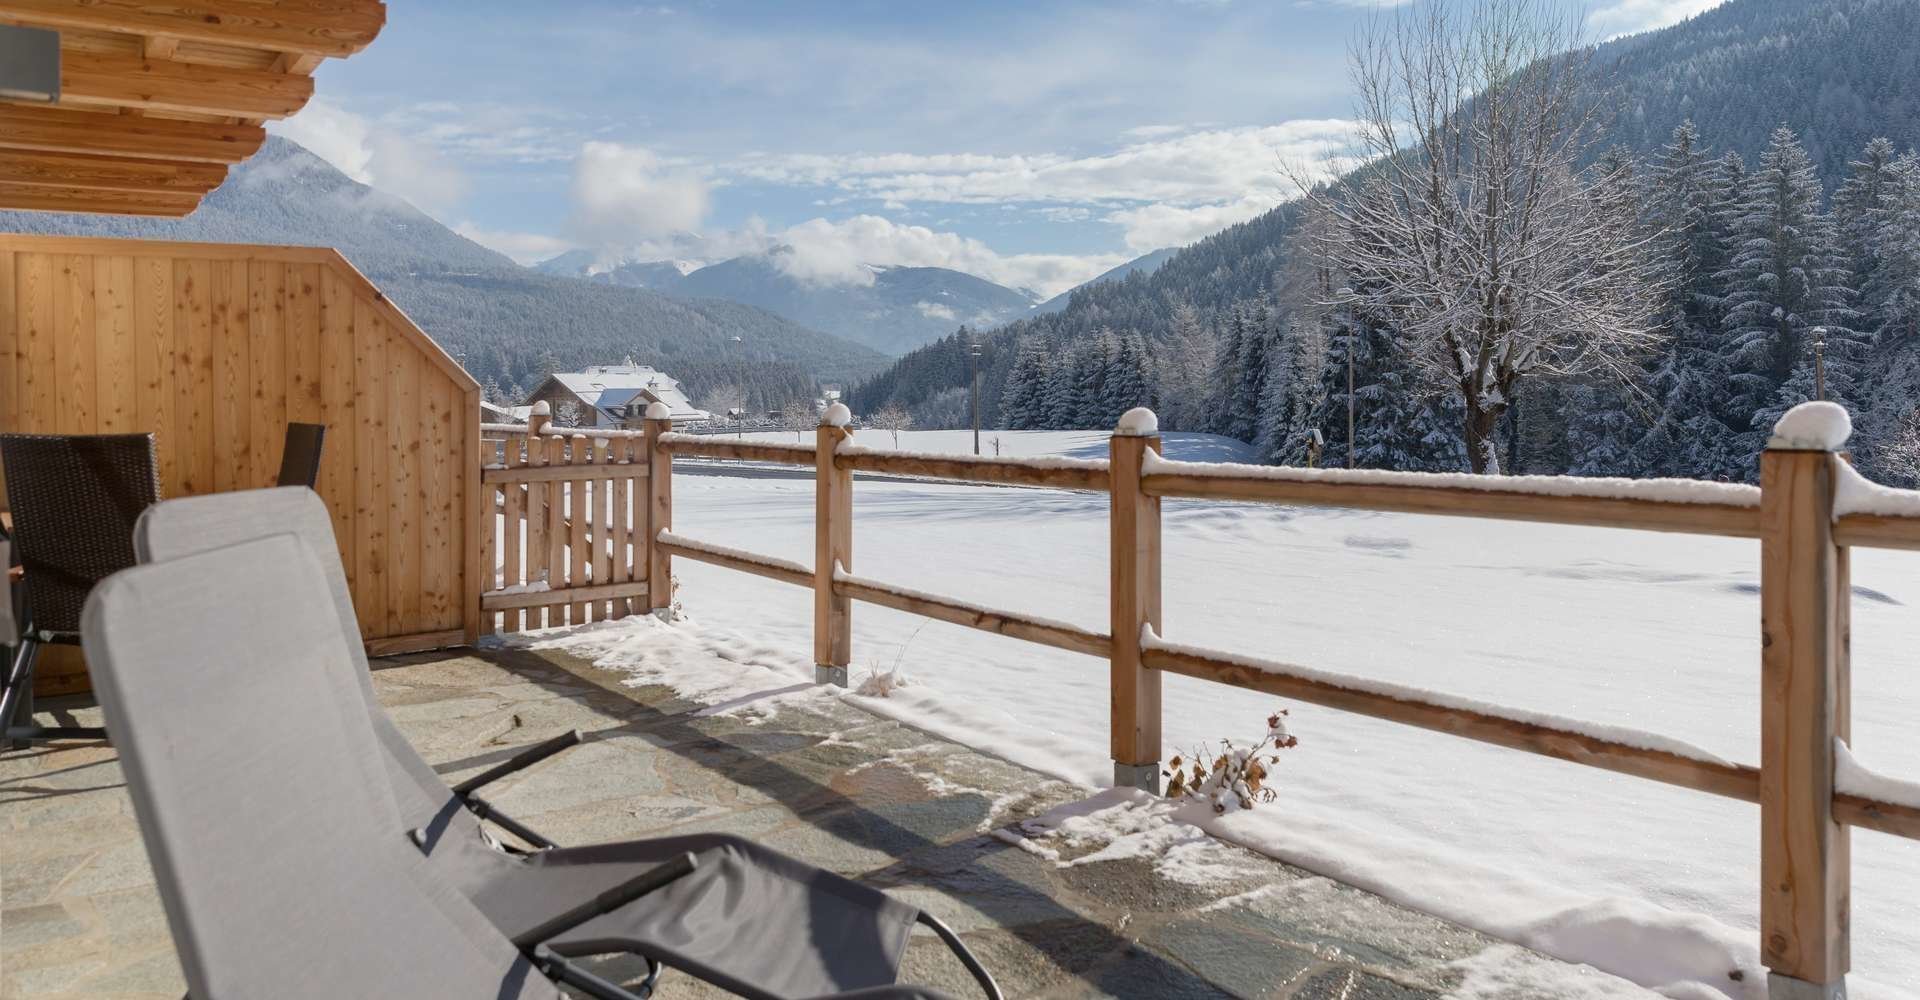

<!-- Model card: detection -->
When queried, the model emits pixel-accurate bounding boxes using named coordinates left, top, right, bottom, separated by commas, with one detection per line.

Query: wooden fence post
left=643, top=403, right=673, bottom=613
left=1110, top=407, right=1163, bottom=792
left=814, top=402, right=853, bottom=686
left=1758, top=402, right=1851, bottom=1000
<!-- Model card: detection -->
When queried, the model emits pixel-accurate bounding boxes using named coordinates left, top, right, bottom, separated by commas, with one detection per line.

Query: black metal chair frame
left=275, top=422, right=327, bottom=489
left=0, top=432, right=160, bottom=748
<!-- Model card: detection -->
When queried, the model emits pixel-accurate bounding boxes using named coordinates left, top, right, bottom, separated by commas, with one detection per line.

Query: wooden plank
left=0, top=0, right=387, bottom=58
left=501, top=433, right=525, bottom=632
left=839, top=449, right=1110, bottom=492
left=0, top=183, right=202, bottom=216
left=569, top=435, right=591, bottom=624
left=660, top=435, right=813, bottom=465
left=644, top=417, right=671, bottom=609
left=835, top=575, right=1109, bottom=658
left=458, top=386, right=479, bottom=643
left=171, top=257, right=214, bottom=495
left=480, top=460, right=645, bottom=484
left=317, top=266, right=354, bottom=584
left=284, top=262, right=321, bottom=430
left=424, top=375, right=453, bottom=631
left=53, top=253, right=96, bottom=434
left=385, top=343, right=420, bottom=636
left=59, top=50, right=317, bottom=119
left=92, top=255, right=136, bottom=433
left=610, top=437, right=632, bottom=619
left=1110, top=430, right=1163, bottom=778
left=1834, top=792, right=1920, bottom=842
left=591, top=437, right=612, bottom=621
left=351, top=295, right=386, bottom=638
left=544, top=435, right=568, bottom=626
left=17, top=254, right=55, bottom=440
left=209, top=258, right=248, bottom=490
left=363, top=628, right=463, bottom=659
left=813, top=420, right=852, bottom=674
left=132, top=253, right=174, bottom=493
left=0, top=105, right=265, bottom=164
left=1758, top=448, right=1849, bottom=985
left=482, top=579, right=649, bottom=611
left=1141, top=470, right=1762, bottom=539
left=247, top=260, right=285, bottom=486
left=1142, top=640, right=1766, bottom=802
left=656, top=536, right=810, bottom=589
left=0, top=149, right=227, bottom=193
left=522, top=434, right=547, bottom=629
left=1832, top=514, right=1920, bottom=550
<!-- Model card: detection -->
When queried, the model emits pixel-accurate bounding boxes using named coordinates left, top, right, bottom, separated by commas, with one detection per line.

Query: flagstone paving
left=1, top=642, right=1649, bottom=999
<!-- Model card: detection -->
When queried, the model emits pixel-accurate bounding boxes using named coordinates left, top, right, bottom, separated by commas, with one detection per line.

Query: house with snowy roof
left=522, top=362, right=712, bottom=429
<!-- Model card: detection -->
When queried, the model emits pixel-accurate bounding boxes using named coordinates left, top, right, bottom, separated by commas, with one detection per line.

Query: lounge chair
left=132, top=488, right=1001, bottom=1000
left=0, top=432, right=159, bottom=746
left=84, top=535, right=959, bottom=1000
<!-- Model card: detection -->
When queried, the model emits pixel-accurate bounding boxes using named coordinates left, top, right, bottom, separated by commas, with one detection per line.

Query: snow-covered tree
left=1302, top=0, right=1664, bottom=472
left=1156, top=304, right=1218, bottom=432
left=869, top=404, right=913, bottom=446
left=1717, top=126, right=1861, bottom=448
left=998, top=340, right=1051, bottom=429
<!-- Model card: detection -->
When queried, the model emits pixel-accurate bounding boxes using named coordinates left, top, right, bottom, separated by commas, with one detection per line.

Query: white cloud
left=732, top=120, right=1353, bottom=209
left=270, top=98, right=469, bottom=214
left=1586, top=0, right=1726, bottom=39
left=914, top=301, right=959, bottom=322
left=771, top=215, right=1126, bottom=297
left=453, top=223, right=574, bottom=265
left=567, top=142, right=713, bottom=247
left=1105, top=195, right=1279, bottom=252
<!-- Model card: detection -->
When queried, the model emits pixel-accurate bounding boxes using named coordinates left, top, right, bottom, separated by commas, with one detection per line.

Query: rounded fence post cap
left=822, top=402, right=852, bottom=427
left=530, top=400, right=552, bottom=416
left=1767, top=401, right=1852, bottom=451
left=644, top=401, right=673, bottom=420
left=1115, top=407, right=1159, bottom=437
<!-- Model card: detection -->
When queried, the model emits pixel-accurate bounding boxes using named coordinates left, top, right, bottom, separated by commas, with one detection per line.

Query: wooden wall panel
left=0, top=235, right=480, bottom=692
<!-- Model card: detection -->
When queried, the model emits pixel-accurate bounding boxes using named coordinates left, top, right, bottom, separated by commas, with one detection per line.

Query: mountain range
left=535, top=242, right=1179, bottom=356
left=535, top=247, right=1040, bottom=355
left=854, top=0, right=1920, bottom=426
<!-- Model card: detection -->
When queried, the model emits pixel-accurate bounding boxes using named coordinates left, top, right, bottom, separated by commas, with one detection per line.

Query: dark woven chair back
left=0, top=434, right=160, bottom=637
left=275, top=423, right=326, bottom=489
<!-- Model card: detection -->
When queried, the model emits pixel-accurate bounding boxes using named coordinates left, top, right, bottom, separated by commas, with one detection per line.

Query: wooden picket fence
left=477, top=403, right=1920, bottom=995
left=478, top=409, right=668, bottom=631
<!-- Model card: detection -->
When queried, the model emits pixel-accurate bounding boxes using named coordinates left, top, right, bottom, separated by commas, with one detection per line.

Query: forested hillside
left=852, top=0, right=1920, bottom=485
left=0, top=138, right=886, bottom=403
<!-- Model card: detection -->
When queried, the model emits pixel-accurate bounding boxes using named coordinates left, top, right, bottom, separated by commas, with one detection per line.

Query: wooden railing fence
left=477, top=400, right=1917, bottom=996
left=478, top=404, right=669, bottom=630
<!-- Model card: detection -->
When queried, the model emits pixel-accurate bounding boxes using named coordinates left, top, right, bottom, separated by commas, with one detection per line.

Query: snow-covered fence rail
left=477, top=403, right=666, bottom=631
left=488, top=398, right=1920, bottom=997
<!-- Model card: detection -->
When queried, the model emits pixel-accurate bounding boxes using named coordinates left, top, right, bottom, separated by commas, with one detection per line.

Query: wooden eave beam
left=0, top=0, right=385, bottom=58
left=59, top=50, right=315, bottom=119
left=0, top=181, right=201, bottom=216
left=0, top=105, right=265, bottom=163
left=0, top=149, right=226, bottom=193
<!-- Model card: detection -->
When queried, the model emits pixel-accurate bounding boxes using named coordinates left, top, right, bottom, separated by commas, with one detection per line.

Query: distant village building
left=479, top=399, right=534, bottom=424
left=523, top=363, right=711, bottom=429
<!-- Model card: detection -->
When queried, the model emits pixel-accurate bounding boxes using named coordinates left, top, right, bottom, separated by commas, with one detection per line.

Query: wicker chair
left=275, top=422, right=326, bottom=489
left=0, top=433, right=160, bottom=746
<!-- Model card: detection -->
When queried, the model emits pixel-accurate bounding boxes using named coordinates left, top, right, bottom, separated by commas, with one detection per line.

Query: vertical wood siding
left=0, top=236, right=480, bottom=692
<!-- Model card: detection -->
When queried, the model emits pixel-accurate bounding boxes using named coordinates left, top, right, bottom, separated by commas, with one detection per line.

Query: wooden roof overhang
left=0, top=1, right=386, bottom=217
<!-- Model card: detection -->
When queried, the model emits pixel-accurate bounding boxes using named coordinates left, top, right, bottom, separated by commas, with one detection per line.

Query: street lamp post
left=1813, top=329, right=1828, bottom=402
left=969, top=342, right=983, bottom=456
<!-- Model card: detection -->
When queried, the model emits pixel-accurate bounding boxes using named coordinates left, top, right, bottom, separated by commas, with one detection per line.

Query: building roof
left=545, top=365, right=710, bottom=423
left=0, top=2, right=387, bottom=217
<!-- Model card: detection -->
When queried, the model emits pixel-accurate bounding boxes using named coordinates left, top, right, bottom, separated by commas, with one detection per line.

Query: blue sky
left=276, top=0, right=1726, bottom=296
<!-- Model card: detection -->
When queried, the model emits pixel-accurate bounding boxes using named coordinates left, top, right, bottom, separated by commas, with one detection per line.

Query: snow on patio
left=512, top=427, right=1920, bottom=1000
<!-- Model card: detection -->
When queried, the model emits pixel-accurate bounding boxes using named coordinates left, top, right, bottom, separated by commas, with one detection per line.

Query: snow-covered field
left=509, top=427, right=1920, bottom=999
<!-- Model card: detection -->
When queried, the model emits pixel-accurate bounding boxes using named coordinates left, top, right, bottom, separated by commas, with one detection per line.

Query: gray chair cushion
left=81, top=535, right=560, bottom=1000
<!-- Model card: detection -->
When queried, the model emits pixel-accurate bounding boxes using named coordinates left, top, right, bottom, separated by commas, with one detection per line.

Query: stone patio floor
left=1, top=641, right=1652, bottom=999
